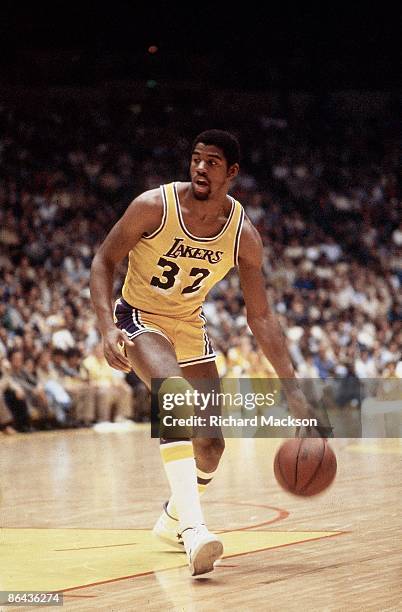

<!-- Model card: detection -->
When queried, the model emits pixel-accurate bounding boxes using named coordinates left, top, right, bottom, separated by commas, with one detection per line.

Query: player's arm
left=237, top=216, right=317, bottom=423
left=238, top=217, right=296, bottom=379
left=90, top=189, right=163, bottom=372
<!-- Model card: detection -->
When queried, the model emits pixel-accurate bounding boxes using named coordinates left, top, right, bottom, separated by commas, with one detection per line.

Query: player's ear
left=227, top=163, right=239, bottom=181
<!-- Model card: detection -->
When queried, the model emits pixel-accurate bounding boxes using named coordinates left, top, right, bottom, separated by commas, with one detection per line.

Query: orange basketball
left=274, top=438, right=337, bottom=496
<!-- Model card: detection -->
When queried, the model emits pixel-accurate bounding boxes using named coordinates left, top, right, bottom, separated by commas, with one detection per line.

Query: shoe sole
left=190, top=539, right=224, bottom=576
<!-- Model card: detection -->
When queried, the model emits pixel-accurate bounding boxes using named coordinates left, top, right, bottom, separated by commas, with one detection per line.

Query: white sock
left=160, top=441, right=204, bottom=531
left=166, top=466, right=217, bottom=520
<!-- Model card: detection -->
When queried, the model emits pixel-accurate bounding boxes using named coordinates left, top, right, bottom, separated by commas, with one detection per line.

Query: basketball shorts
left=113, top=297, right=216, bottom=367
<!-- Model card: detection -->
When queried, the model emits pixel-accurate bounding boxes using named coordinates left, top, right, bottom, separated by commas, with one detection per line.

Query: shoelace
left=178, top=524, right=206, bottom=539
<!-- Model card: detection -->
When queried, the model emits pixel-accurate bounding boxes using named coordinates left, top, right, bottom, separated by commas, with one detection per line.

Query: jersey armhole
left=234, top=207, right=245, bottom=266
left=142, top=185, right=167, bottom=240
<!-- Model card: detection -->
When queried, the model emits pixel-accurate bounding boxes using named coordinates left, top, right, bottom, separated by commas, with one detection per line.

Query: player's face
left=190, top=143, right=236, bottom=201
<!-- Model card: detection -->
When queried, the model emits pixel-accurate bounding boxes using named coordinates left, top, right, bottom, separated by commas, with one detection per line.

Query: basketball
left=274, top=438, right=337, bottom=496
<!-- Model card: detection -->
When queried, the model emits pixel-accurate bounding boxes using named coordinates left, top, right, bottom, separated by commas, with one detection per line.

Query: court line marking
left=2, top=503, right=288, bottom=532
left=55, top=542, right=139, bottom=552
left=207, top=500, right=289, bottom=532
left=54, top=501, right=289, bottom=552
left=59, top=531, right=346, bottom=593
left=222, top=531, right=346, bottom=562
left=6, top=499, right=345, bottom=593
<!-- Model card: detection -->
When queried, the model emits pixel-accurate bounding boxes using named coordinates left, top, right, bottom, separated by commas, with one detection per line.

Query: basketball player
left=90, top=130, right=316, bottom=576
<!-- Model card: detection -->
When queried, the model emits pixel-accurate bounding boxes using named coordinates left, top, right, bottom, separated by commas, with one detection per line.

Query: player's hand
left=102, top=328, right=134, bottom=373
left=285, top=388, right=333, bottom=439
left=296, top=422, right=334, bottom=439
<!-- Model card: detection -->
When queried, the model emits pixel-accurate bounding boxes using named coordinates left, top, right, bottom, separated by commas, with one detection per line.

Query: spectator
left=83, top=343, right=133, bottom=423
left=0, top=371, right=17, bottom=434
left=59, top=348, right=96, bottom=425
left=0, top=96, right=400, bottom=429
left=36, top=350, right=73, bottom=426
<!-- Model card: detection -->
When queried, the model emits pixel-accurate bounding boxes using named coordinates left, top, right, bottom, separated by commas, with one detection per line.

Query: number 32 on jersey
left=150, top=257, right=210, bottom=294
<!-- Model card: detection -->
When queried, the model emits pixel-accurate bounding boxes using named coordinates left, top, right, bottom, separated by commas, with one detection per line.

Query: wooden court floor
left=1, top=428, right=401, bottom=611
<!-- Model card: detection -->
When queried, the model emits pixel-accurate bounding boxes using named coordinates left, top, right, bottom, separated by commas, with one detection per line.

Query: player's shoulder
left=238, top=214, right=263, bottom=264
left=240, top=214, right=263, bottom=246
left=112, top=186, right=167, bottom=238
left=131, top=187, right=163, bottom=210
left=124, top=187, right=164, bottom=227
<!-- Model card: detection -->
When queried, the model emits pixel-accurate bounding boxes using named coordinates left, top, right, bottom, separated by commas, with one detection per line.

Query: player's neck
left=181, top=183, right=228, bottom=219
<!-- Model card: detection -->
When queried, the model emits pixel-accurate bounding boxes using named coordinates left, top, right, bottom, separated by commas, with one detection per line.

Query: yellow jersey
left=122, top=182, right=245, bottom=319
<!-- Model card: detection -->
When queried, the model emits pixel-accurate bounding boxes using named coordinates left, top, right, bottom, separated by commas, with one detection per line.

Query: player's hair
left=192, top=130, right=240, bottom=167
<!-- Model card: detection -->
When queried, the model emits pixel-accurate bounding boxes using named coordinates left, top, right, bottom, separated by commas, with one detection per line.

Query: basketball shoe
left=181, top=524, right=223, bottom=576
left=152, top=501, right=184, bottom=550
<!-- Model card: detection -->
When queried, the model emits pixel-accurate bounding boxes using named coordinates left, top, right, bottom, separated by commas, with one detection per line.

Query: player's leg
left=125, top=333, right=203, bottom=531
left=124, top=333, right=222, bottom=574
left=124, top=332, right=181, bottom=386
left=181, top=359, right=225, bottom=573
left=181, top=359, right=225, bottom=473
left=163, top=360, right=224, bottom=524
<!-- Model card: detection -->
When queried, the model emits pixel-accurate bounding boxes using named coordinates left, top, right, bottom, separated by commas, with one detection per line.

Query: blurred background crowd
left=0, top=87, right=401, bottom=433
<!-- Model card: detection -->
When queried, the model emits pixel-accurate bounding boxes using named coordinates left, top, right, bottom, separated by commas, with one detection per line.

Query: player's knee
left=158, top=376, right=195, bottom=412
left=211, top=437, right=225, bottom=456
left=157, top=376, right=196, bottom=438
left=193, top=437, right=225, bottom=462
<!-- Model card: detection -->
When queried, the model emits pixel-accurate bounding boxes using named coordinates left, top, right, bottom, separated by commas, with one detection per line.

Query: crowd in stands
left=0, top=92, right=401, bottom=433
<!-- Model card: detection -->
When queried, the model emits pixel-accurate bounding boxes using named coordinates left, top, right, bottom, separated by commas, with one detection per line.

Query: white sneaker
left=181, top=524, right=223, bottom=576
left=152, top=502, right=184, bottom=550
